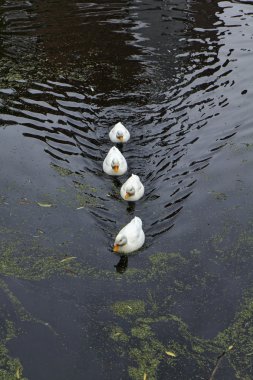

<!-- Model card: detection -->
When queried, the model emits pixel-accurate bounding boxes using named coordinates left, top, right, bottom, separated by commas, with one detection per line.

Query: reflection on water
left=114, top=255, right=128, bottom=273
left=0, top=0, right=253, bottom=379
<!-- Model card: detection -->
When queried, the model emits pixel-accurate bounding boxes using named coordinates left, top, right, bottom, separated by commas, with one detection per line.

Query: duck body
left=120, top=174, right=144, bottom=202
left=109, top=122, right=130, bottom=143
left=113, top=216, right=145, bottom=254
left=103, top=146, right=127, bottom=176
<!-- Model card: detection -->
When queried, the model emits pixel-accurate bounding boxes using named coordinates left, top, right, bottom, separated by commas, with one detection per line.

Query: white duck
left=103, top=146, right=127, bottom=176
left=109, top=122, right=130, bottom=143
left=120, top=174, right=144, bottom=201
left=113, top=216, right=145, bottom=254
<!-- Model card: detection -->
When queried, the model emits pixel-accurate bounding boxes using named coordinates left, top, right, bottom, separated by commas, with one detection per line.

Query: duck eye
left=118, top=237, right=126, bottom=246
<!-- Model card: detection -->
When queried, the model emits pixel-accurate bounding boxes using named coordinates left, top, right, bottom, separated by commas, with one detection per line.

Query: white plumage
left=120, top=174, right=144, bottom=201
left=109, top=122, right=130, bottom=143
left=103, top=146, right=127, bottom=176
left=113, top=216, right=145, bottom=254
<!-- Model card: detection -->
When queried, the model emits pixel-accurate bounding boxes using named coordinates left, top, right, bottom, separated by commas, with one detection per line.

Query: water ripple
left=0, top=0, right=253, bottom=251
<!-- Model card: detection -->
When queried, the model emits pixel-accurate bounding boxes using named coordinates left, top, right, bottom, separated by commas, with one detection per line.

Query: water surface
left=0, top=0, right=253, bottom=379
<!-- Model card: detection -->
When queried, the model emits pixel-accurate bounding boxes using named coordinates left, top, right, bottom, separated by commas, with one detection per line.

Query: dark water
left=0, top=0, right=253, bottom=379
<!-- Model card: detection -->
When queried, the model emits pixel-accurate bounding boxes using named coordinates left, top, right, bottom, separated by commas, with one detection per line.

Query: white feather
left=120, top=174, right=144, bottom=201
left=103, top=146, right=127, bottom=176
left=109, top=122, right=130, bottom=143
left=114, top=217, right=145, bottom=254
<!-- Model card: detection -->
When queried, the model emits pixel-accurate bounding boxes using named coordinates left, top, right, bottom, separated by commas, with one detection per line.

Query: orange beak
left=113, top=244, right=119, bottom=252
left=113, top=165, right=119, bottom=173
left=117, top=136, right=124, bottom=142
left=125, top=193, right=131, bottom=200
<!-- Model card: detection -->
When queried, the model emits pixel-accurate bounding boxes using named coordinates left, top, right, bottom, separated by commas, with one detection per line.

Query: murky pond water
left=0, top=0, right=253, bottom=379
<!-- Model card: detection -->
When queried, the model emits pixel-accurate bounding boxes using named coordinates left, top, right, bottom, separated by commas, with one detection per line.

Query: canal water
left=0, top=0, right=253, bottom=379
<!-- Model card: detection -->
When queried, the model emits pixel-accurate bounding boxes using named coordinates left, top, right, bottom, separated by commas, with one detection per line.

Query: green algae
left=108, top=300, right=218, bottom=380
left=50, top=162, right=99, bottom=208
left=0, top=196, right=6, bottom=205
left=0, top=275, right=58, bottom=379
left=74, top=181, right=98, bottom=208
left=210, top=191, right=228, bottom=201
left=98, top=251, right=194, bottom=284
left=107, top=252, right=188, bottom=284
left=0, top=222, right=250, bottom=378
left=0, top=314, right=26, bottom=380
left=0, top=54, right=93, bottom=87
left=76, top=192, right=97, bottom=207
left=2, top=220, right=252, bottom=287
left=215, top=294, right=253, bottom=379
left=0, top=279, right=56, bottom=335
left=0, top=343, right=26, bottom=380
left=0, top=226, right=110, bottom=283
left=131, top=324, right=154, bottom=340
left=148, top=252, right=186, bottom=277
left=241, top=142, right=253, bottom=150
left=74, top=181, right=96, bottom=193
left=4, top=321, right=16, bottom=343
left=50, top=163, right=74, bottom=177
left=107, top=249, right=253, bottom=380
left=0, top=240, right=64, bottom=281
left=46, top=250, right=196, bottom=284
left=210, top=220, right=253, bottom=280
left=107, top=231, right=253, bottom=379
left=109, top=292, right=253, bottom=380
left=128, top=339, right=166, bottom=380
left=0, top=206, right=253, bottom=379
left=111, top=300, right=146, bottom=318
left=109, top=326, right=129, bottom=343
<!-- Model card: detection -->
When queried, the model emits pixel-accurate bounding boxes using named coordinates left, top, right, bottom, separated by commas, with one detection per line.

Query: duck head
left=111, top=158, right=120, bottom=173
left=113, top=235, right=127, bottom=252
left=125, top=186, right=135, bottom=199
left=116, top=130, right=124, bottom=142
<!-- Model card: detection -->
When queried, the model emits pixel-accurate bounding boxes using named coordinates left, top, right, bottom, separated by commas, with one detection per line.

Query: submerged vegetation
left=105, top=218, right=253, bottom=379
left=1, top=213, right=253, bottom=378
left=215, top=296, right=253, bottom=380
left=0, top=295, right=27, bottom=380
left=0, top=54, right=93, bottom=87
left=108, top=288, right=253, bottom=379
left=0, top=343, right=26, bottom=380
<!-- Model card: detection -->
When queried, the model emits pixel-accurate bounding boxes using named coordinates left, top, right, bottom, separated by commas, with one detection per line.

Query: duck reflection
left=112, top=177, right=122, bottom=189
left=126, top=202, right=135, bottom=214
left=114, top=255, right=128, bottom=274
left=115, top=142, right=124, bottom=154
